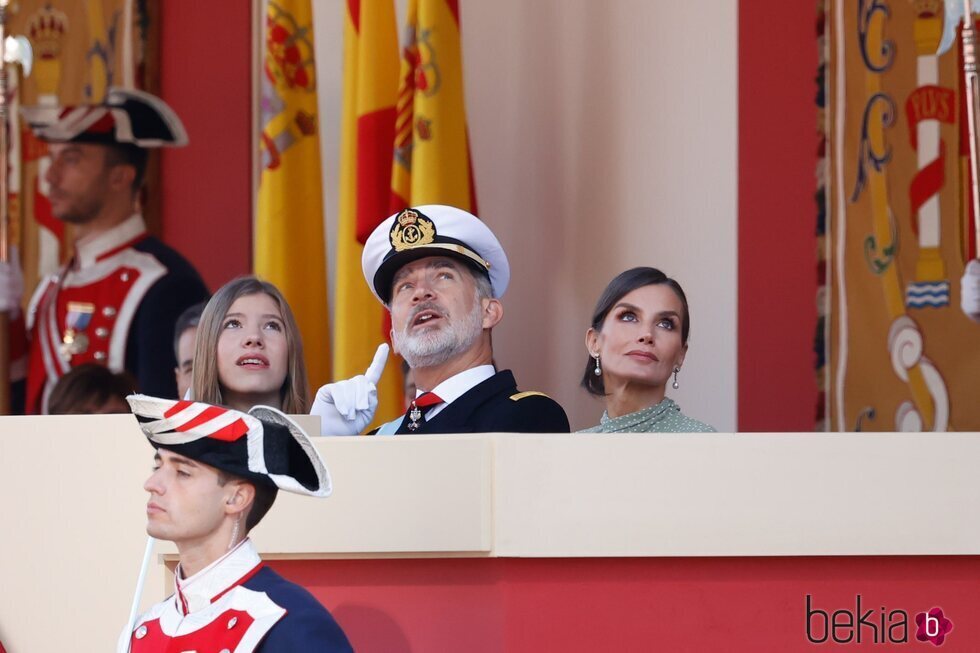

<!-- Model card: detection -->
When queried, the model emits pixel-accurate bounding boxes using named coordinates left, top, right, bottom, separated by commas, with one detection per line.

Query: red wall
left=738, top=1, right=821, bottom=431
left=271, top=556, right=979, bottom=652
left=158, top=1, right=253, bottom=291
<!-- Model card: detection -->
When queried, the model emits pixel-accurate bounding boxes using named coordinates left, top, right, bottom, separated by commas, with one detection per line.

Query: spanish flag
left=255, top=0, right=331, bottom=391
left=336, top=0, right=404, bottom=424
left=390, top=0, right=477, bottom=212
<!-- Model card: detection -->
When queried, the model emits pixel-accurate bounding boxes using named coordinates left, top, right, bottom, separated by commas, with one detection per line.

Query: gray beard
left=395, top=300, right=484, bottom=369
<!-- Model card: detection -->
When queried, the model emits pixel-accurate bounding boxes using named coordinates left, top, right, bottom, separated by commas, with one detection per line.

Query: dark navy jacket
left=382, top=369, right=570, bottom=434
left=246, top=566, right=353, bottom=652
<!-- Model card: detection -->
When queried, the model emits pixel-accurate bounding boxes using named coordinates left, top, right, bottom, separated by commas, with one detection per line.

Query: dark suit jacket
left=390, top=369, right=570, bottom=434
left=249, top=566, right=353, bottom=652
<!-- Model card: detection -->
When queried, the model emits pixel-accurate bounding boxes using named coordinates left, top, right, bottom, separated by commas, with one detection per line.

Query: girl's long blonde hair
left=192, top=276, right=309, bottom=413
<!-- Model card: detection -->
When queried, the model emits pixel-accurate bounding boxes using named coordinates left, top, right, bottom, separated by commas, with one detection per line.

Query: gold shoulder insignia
left=510, top=391, right=550, bottom=401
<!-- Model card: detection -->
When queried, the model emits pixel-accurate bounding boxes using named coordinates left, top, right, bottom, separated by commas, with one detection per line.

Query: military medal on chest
left=407, top=403, right=423, bottom=431
left=60, top=301, right=96, bottom=362
left=406, top=392, right=442, bottom=431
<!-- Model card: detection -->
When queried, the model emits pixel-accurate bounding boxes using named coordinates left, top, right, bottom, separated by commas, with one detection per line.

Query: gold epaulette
left=510, top=391, right=550, bottom=401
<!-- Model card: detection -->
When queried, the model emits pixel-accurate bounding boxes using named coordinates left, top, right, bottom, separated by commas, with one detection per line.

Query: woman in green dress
left=580, top=267, right=715, bottom=433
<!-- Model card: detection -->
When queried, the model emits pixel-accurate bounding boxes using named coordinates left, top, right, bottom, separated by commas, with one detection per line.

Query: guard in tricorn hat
left=119, top=395, right=353, bottom=652
left=311, top=204, right=569, bottom=435
left=0, top=88, right=208, bottom=413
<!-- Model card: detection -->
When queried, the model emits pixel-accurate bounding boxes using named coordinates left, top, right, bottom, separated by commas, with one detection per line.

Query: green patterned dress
left=579, top=397, right=716, bottom=433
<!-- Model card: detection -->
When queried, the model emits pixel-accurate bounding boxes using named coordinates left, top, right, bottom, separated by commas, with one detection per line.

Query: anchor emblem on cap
left=390, top=209, right=436, bottom=251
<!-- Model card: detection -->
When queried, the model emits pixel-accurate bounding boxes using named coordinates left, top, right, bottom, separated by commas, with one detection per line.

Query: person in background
left=120, top=394, right=351, bottom=651
left=0, top=88, right=208, bottom=413
left=47, top=363, right=136, bottom=415
left=172, top=301, right=207, bottom=399
left=192, top=276, right=308, bottom=413
left=580, top=267, right=715, bottom=433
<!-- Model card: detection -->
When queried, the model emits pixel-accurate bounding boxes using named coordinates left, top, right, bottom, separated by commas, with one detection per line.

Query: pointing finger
left=364, top=343, right=390, bottom=384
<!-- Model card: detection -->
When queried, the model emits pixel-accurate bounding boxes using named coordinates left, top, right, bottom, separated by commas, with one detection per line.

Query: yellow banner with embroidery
left=826, top=0, right=980, bottom=431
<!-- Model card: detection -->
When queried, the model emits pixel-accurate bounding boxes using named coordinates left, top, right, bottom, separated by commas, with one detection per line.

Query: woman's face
left=217, top=292, right=289, bottom=405
left=587, top=283, right=687, bottom=391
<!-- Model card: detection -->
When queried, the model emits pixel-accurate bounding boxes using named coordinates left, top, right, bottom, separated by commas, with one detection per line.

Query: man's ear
left=109, top=163, right=136, bottom=192
left=224, top=481, right=256, bottom=518
left=481, top=298, right=503, bottom=329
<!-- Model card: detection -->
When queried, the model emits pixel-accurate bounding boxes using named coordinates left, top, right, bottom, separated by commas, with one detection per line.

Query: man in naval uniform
left=0, top=88, right=208, bottom=413
left=311, top=204, right=570, bottom=435
left=120, top=394, right=353, bottom=652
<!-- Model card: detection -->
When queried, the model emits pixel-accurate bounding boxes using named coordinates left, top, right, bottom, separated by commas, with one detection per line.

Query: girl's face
left=587, top=284, right=687, bottom=391
left=216, top=292, right=289, bottom=407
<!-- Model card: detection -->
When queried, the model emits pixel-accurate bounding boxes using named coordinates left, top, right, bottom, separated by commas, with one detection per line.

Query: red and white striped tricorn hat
left=23, top=87, right=188, bottom=148
left=127, top=395, right=331, bottom=498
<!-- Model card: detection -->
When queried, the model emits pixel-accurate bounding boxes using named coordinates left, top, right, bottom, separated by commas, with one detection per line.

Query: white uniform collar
left=74, top=213, right=147, bottom=269
left=419, top=365, right=495, bottom=406
left=173, top=538, right=262, bottom=615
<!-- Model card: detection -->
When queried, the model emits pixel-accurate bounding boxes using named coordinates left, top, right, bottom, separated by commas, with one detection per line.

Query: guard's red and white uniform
left=121, top=398, right=351, bottom=652
left=24, top=214, right=207, bottom=412
left=119, top=540, right=285, bottom=653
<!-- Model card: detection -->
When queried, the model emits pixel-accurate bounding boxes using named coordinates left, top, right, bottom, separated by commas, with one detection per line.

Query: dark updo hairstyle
left=581, top=267, right=690, bottom=396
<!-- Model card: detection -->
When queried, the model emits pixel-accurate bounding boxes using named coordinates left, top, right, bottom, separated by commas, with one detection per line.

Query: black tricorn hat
left=127, top=395, right=331, bottom=497
left=23, top=87, right=188, bottom=148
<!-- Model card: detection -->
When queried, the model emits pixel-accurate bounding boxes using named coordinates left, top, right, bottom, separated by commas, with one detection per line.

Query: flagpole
left=0, top=0, right=13, bottom=415
left=961, top=0, right=980, bottom=258
left=123, top=536, right=155, bottom=652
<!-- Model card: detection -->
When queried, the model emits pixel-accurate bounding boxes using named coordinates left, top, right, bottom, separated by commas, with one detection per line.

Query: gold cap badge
left=390, top=209, right=436, bottom=251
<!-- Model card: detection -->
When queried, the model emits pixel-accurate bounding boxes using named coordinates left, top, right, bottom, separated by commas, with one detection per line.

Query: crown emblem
left=390, top=209, right=436, bottom=251
left=910, top=0, right=941, bottom=18
left=264, top=5, right=316, bottom=93
left=28, top=6, right=69, bottom=60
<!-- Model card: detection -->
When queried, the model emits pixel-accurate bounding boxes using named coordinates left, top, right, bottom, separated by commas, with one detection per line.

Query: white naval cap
left=361, top=205, right=510, bottom=304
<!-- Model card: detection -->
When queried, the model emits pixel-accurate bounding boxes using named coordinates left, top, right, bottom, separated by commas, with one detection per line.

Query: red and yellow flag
left=390, top=0, right=477, bottom=212
left=336, top=0, right=404, bottom=424
left=255, top=0, right=331, bottom=392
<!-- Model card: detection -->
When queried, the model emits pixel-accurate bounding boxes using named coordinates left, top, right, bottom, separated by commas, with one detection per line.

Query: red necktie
left=407, top=392, right=444, bottom=431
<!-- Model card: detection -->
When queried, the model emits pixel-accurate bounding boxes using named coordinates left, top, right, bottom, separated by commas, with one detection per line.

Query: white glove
left=961, top=259, right=980, bottom=323
left=311, top=343, right=389, bottom=435
left=0, top=246, right=23, bottom=316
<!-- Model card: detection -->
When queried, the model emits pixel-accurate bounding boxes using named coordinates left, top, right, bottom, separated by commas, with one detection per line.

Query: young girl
left=192, top=276, right=309, bottom=412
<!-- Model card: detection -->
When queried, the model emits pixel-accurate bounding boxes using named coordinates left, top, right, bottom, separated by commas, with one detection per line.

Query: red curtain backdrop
left=159, top=2, right=252, bottom=290
left=738, top=0, right=820, bottom=430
